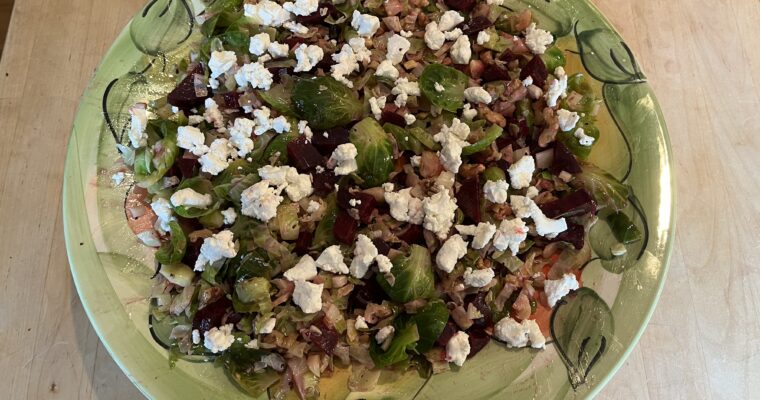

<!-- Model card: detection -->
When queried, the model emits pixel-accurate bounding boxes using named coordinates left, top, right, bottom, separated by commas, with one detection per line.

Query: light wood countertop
left=0, top=0, right=757, bottom=398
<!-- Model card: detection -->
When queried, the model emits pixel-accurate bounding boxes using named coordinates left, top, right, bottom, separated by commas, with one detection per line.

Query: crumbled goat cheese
left=283, top=0, right=318, bottom=16
left=298, top=120, right=313, bottom=141
left=436, top=234, right=468, bottom=273
left=128, top=105, right=149, bottom=148
left=508, top=155, right=535, bottom=189
left=433, top=118, right=470, bottom=173
left=268, top=42, right=289, bottom=58
left=462, top=103, right=477, bottom=120
left=194, top=230, right=237, bottom=271
left=446, top=331, right=471, bottom=367
left=188, top=115, right=204, bottom=125
left=529, top=201, right=567, bottom=239
left=545, top=67, right=568, bottom=107
left=244, top=0, right=293, bottom=27
left=450, top=35, right=471, bottom=64
left=376, top=254, right=393, bottom=274
left=235, top=62, right=274, bottom=90
left=574, top=127, right=595, bottom=146
left=400, top=30, right=413, bottom=37
left=249, top=33, right=271, bottom=56
left=199, top=138, right=234, bottom=175
left=386, top=34, right=411, bottom=65
left=208, top=51, right=237, bottom=79
left=284, top=255, right=319, bottom=281
left=494, top=317, right=545, bottom=348
left=526, top=186, right=539, bottom=199
left=271, top=116, right=291, bottom=133
left=307, top=200, right=321, bottom=213
left=424, top=22, right=446, bottom=50
left=204, top=324, right=235, bottom=353
left=293, top=280, right=323, bottom=314
left=253, top=107, right=273, bottom=135
left=329, top=143, right=358, bottom=175
left=355, top=316, right=369, bottom=330
left=476, top=30, right=491, bottom=45
left=438, top=10, right=464, bottom=32
left=375, top=59, right=399, bottom=80
left=258, top=165, right=313, bottom=201
left=544, top=273, right=579, bottom=307
left=331, top=38, right=371, bottom=87
left=316, top=245, right=349, bottom=274
left=170, top=188, right=212, bottom=209
left=350, top=234, right=379, bottom=279
left=351, top=10, right=380, bottom=37
left=522, top=76, right=534, bottom=87
left=369, top=96, right=386, bottom=120
left=228, top=118, right=256, bottom=157
left=283, top=21, right=309, bottom=34
left=404, top=113, right=416, bottom=125
left=483, top=179, right=509, bottom=204
left=456, top=222, right=497, bottom=250
left=509, top=195, right=533, bottom=219
left=241, top=180, right=284, bottom=221
left=463, top=267, right=495, bottom=288
left=221, top=207, right=237, bottom=225
left=524, top=22, right=554, bottom=55
left=557, top=109, right=580, bottom=131
left=444, top=28, right=463, bottom=41
left=463, top=86, right=492, bottom=104
left=384, top=187, right=424, bottom=224
left=293, top=44, right=324, bottom=72
left=492, top=218, right=528, bottom=255
left=391, top=77, right=421, bottom=107
left=375, top=326, right=395, bottom=345
left=192, top=329, right=201, bottom=345
left=177, top=126, right=208, bottom=156
left=423, top=189, right=458, bottom=239
left=151, top=197, right=174, bottom=233
left=203, top=98, right=225, bottom=131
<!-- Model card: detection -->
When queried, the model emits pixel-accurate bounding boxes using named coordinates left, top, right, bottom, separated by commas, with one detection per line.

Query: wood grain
left=0, top=0, right=757, bottom=399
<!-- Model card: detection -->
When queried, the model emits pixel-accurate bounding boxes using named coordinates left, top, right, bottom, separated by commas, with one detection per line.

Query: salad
left=117, top=0, right=640, bottom=397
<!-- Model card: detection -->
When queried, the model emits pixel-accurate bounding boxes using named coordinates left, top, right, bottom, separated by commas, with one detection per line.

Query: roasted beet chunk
left=444, top=0, right=475, bottom=12
left=436, top=321, right=459, bottom=347
left=463, top=16, right=492, bottom=34
left=287, top=136, right=324, bottom=172
left=301, top=319, right=340, bottom=355
left=551, top=141, right=582, bottom=175
left=168, top=65, right=209, bottom=112
left=520, top=56, right=548, bottom=88
left=349, top=279, right=386, bottom=310
left=552, top=222, right=585, bottom=249
left=456, top=176, right=482, bottom=223
left=396, top=224, right=425, bottom=246
left=352, top=193, right=378, bottom=224
left=333, top=210, right=358, bottom=244
left=481, top=63, right=511, bottom=82
left=192, top=296, right=233, bottom=334
left=540, top=189, right=597, bottom=219
left=294, top=230, right=314, bottom=255
left=311, top=169, right=338, bottom=195
left=372, top=238, right=391, bottom=256
left=311, top=127, right=350, bottom=156
left=220, top=90, right=242, bottom=110
left=380, top=110, right=406, bottom=127
left=465, top=292, right=493, bottom=330
left=466, top=327, right=491, bottom=357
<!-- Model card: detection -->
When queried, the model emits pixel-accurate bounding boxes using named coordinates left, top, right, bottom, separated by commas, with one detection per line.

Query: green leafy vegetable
left=262, top=127, right=298, bottom=164
left=276, top=203, right=301, bottom=241
left=408, top=126, right=441, bottom=151
left=173, top=177, right=219, bottom=218
left=134, top=122, right=179, bottom=188
left=483, top=166, right=506, bottom=182
left=557, top=122, right=600, bottom=160
left=257, top=80, right=295, bottom=116
left=377, top=245, right=436, bottom=303
left=292, top=77, right=363, bottom=130
left=541, top=46, right=567, bottom=72
left=155, top=221, right=187, bottom=265
left=573, top=163, right=630, bottom=212
left=462, top=124, right=503, bottom=156
left=404, top=300, right=448, bottom=353
left=419, top=64, right=468, bottom=112
left=234, top=277, right=273, bottom=313
left=384, top=123, right=424, bottom=154
left=480, top=27, right=512, bottom=52
left=370, top=322, right=420, bottom=368
left=605, top=211, right=643, bottom=244
left=158, top=263, right=195, bottom=287
left=349, top=118, right=394, bottom=188
left=312, top=193, right=338, bottom=248
left=220, top=340, right=278, bottom=397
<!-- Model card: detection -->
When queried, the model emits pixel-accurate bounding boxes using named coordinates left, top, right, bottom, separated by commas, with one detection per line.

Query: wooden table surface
left=1, top=0, right=758, bottom=398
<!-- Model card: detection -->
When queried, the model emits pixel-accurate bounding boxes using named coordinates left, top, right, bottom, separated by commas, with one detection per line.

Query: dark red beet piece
left=283, top=35, right=306, bottom=48
left=372, top=238, right=391, bottom=256
left=463, top=16, right=493, bottom=34
left=225, top=312, right=244, bottom=325
left=396, top=224, right=425, bottom=245
left=498, top=49, right=520, bottom=64
left=311, top=169, right=338, bottom=195
left=181, top=233, right=203, bottom=267
left=221, top=91, right=242, bottom=110
left=465, top=292, right=493, bottom=330
left=301, top=319, right=340, bottom=355
left=540, top=189, right=597, bottom=219
left=192, top=296, right=233, bottom=334
left=380, top=110, right=406, bottom=127
left=311, top=127, right=350, bottom=156
left=349, top=279, right=386, bottom=311
left=550, top=141, right=582, bottom=175
left=444, top=0, right=475, bottom=11
left=294, top=230, right=314, bottom=256
left=456, top=176, right=482, bottom=223
left=552, top=222, right=585, bottom=250
left=352, top=193, right=378, bottom=224
left=481, top=63, right=511, bottom=82
left=520, top=56, right=548, bottom=88
left=336, top=184, right=353, bottom=210
left=436, top=321, right=459, bottom=347
left=287, top=136, right=324, bottom=172
left=168, top=65, right=209, bottom=112
left=333, top=210, right=358, bottom=244
left=177, top=152, right=199, bottom=179
left=466, top=327, right=491, bottom=357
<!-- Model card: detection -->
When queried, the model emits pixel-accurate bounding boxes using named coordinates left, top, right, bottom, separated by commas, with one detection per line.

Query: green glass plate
left=63, top=0, right=675, bottom=398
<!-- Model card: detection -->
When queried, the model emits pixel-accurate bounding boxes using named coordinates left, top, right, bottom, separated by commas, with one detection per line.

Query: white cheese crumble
left=494, top=317, right=545, bottom=349
left=391, top=77, right=421, bottom=107
left=170, top=188, right=212, bottom=209
left=351, top=10, right=380, bottom=37
left=386, top=34, right=411, bottom=65
left=284, top=255, right=319, bottom=281
left=444, top=28, right=463, bottom=41
left=433, top=118, right=470, bottom=173
left=192, top=329, right=201, bottom=345
left=404, top=113, right=416, bottom=125
left=492, top=218, right=528, bottom=255
left=306, top=200, right=321, bottom=213
left=422, top=189, right=458, bottom=239
left=244, top=0, right=293, bottom=27
left=450, top=35, right=471, bottom=64
left=235, top=62, right=274, bottom=90
left=436, top=234, right=468, bottom=273
left=271, top=116, right=291, bottom=133
left=424, top=22, right=446, bottom=51
left=355, top=315, right=369, bottom=330
left=446, top=331, right=470, bottom=367
left=545, top=67, right=568, bottom=108
left=509, top=195, right=533, bottom=219
left=476, top=30, right=491, bottom=45
left=298, top=120, right=313, bottom=141
left=524, top=23, right=554, bottom=55
left=293, top=44, right=324, bottom=73
left=241, top=180, right=284, bottom=221
left=177, top=126, right=208, bottom=156
left=221, top=207, right=237, bottom=225
left=283, top=21, right=309, bottom=34
left=195, top=230, right=238, bottom=271
left=283, top=0, right=318, bottom=16
left=463, top=86, right=492, bottom=104
left=128, top=105, right=149, bottom=148
left=557, top=109, right=580, bottom=132
left=330, top=38, right=370, bottom=87
left=376, top=254, right=393, bottom=274
left=522, top=76, right=534, bottom=87
left=544, top=273, right=579, bottom=307
left=375, top=59, right=399, bottom=80
left=462, top=103, right=477, bottom=120
left=258, top=165, right=313, bottom=201
left=369, top=96, right=386, bottom=120
left=507, top=155, right=535, bottom=189
left=204, top=324, right=235, bottom=353
left=268, top=42, right=289, bottom=59
left=228, top=118, right=256, bottom=157
left=574, top=127, right=595, bottom=146
left=529, top=201, right=567, bottom=239
left=526, top=186, right=539, bottom=199
left=208, top=51, right=238, bottom=79
left=203, top=98, right=225, bottom=131
left=483, top=179, right=509, bottom=204
left=293, top=280, right=324, bottom=314
left=375, top=326, right=395, bottom=345
left=316, top=245, right=349, bottom=274
left=249, top=33, right=271, bottom=56
left=384, top=187, right=424, bottom=224
left=438, top=10, right=464, bottom=32
left=456, top=222, right=497, bottom=250
left=329, top=143, right=358, bottom=175
left=199, top=138, right=233, bottom=175
left=151, top=197, right=174, bottom=233
left=350, top=234, right=379, bottom=279
left=463, top=267, right=495, bottom=288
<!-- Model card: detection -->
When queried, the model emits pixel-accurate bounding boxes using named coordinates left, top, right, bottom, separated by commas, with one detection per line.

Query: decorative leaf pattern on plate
left=130, top=0, right=195, bottom=55
left=550, top=288, right=614, bottom=389
left=575, top=23, right=646, bottom=84
left=588, top=194, right=649, bottom=274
